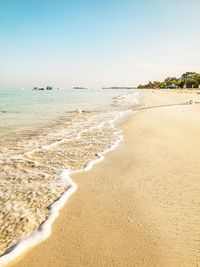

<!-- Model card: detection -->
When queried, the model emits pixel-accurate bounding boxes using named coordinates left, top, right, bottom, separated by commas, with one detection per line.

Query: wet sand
left=11, top=90, right=200, bottom=267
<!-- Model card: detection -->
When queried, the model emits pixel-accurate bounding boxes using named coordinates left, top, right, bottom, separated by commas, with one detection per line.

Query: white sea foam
left=0, top=114, right=123, bottom=267
left=0, top=90, right=140, bottom=266
left=0, top=171, right=77, bottom=267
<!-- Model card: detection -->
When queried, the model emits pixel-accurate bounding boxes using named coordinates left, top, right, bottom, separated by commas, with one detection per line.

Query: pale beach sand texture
left=11, top=90, right=200, bottom=267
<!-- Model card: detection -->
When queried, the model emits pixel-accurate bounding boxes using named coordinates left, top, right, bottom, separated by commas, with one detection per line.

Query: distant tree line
left=137, top=72, right=200, bottom=89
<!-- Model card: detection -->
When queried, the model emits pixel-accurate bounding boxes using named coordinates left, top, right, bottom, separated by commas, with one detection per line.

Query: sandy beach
left=11, top=90, right=200, bottom=267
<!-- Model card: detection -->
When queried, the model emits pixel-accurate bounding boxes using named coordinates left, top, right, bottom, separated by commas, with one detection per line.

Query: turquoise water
left=0, top=87, right=139, bottom=261
left=0, top=88, right=132, bottom=138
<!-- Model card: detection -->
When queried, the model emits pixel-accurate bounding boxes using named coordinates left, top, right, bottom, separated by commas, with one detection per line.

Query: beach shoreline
left=10, top=90, right=200, bottom=266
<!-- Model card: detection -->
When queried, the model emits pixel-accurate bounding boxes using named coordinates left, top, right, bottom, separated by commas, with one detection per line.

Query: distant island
left=137, top=72, right=200, bottom=89
left=73, top=87, right=88, bottom=90
left=102, top=87, right=136, bottom=89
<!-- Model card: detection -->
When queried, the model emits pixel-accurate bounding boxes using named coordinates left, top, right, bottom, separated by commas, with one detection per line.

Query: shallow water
left=0, top=88, right=139, bottom=263
left=0, top=88, right=134, bottom=140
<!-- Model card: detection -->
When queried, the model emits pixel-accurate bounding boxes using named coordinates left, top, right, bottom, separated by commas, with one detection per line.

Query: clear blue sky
left=0, top=0, right=200, bottom=88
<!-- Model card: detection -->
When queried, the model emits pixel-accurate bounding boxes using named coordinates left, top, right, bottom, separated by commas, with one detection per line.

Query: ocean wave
left=0, top=90, right=140, bottom=266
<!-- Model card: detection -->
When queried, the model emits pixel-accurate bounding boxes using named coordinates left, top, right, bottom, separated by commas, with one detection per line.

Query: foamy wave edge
left=0, top=170, right=77, bottom=267
left=0, top=108, right=134, bottom=267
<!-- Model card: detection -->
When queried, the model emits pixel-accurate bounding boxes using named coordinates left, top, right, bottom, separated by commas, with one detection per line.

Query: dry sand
left=11, top=90, right=200, bottom=267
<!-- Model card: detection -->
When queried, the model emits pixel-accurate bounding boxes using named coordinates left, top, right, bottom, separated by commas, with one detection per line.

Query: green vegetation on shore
left=137, top=72, right=200, bottom=89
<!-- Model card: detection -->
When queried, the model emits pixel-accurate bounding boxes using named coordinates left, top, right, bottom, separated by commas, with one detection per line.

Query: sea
left=0, top=87, right=140, bottom=265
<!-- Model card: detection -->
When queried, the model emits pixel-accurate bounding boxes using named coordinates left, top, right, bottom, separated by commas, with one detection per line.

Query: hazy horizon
left=1, top=0, right=200, bottom=89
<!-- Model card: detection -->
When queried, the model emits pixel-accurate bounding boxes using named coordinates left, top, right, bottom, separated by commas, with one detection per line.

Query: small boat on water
left=33, top=86, right=54, bottom=91
left=46, top=86, right=53, bottom=90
